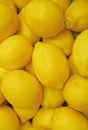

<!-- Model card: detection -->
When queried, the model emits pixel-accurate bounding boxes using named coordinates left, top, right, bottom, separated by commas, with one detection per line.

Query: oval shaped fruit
left=65, top=0, right=88, bottom=32
left=22, top=0, right=64, bottom=38
left=1, top=70, right=43, bottom=109
left=0, top=105, right=20, bottom=130
left=72, top=29, right=88, bottom=77
left=0, top=3, right=19, bottom=41
left=32, top=42, right=70, bottom=89
left=0, top=35, right=33, bottom=70
left=63, top=74, right=88, bottom=112
left=52, top=107, right=88, bottom=130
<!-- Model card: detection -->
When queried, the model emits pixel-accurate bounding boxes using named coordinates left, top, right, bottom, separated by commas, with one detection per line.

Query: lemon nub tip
left=65, top=20, right=70, bottom=28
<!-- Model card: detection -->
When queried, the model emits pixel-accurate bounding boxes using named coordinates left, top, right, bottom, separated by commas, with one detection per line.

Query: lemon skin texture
left=41, top=87, right=65, bottom=108
left=43, top=29, right=74, bottom=56
left=0, top=105, right=20, bottom=130
left=51, top=0, right=70, bottom=11
left=18, top=13, right=40, bottom=45
left=32, top=107, right=55, bottom=130
left=32, top=42, right=70, bottom=89
left=52, top=107, right=88, bottom=130
left=14, top=106, right=39, bottom=122
left=72, top=29, right=88, bottom=77
left=0, top=35, right=33, bottom=70
left=22, top=0, right=64, bottom=38
left=65, top=0, right=88, bottom=32
left=0, top=3, right=19, bottom=41
left=1, top=70, right=43, bottom=109
left=63, top=74, right=88, bottom=112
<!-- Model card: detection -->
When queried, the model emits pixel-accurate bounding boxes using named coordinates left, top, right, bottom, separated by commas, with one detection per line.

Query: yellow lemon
left=14, top=0, right=31, bottom=9
left=1, top=70, right=43, bottom=109
left=0, top=3, right=19, bottom=42
left=18, top=13, right=40, bottom=45
left=65, top=0, right=88, bottom=32
left=68, top=54, right=78, bottom=75
left=0, top=105, right=20, bottom=130
left=0, top=35, right=33, bottom=70
left=0, top=0, right=16, bottom=11
left=25, top=61, right=35, bottom=76
left=14, top=106, right=39, bottom=122
left=32, top=42, right=70, bottom=89
left=51, top=0, right=70, bottom=11
left=43, top=29, right=74, bottom=56
left=52, top=107, right=88, bottom=130
left=32, top=107, right=55, bottom=130
left=41, top=87, right=65, bottom=108
left=63, top=74, right=88, bottom=112
left=22, top=0, right=64, bottom=38
left=21, top=121, right=31, bottom=130
left=72, top=29, right=88, bottom=77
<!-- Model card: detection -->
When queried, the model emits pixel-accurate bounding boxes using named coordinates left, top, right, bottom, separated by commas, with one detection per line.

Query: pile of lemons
left=0, top=0, right=88, bottom=130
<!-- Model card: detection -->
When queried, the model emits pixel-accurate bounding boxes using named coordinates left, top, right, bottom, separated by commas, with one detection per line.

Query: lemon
left=21, top=121, right=31, bottom=130
left=0, top=3, right=19, bottom=42
left=0, top=105, right=20, bottom=130
left=14, top=106, right=39, bottom=122
left=43, top=29, right=74, bottom=56
left=22, top=0, right=64, bottom=38
left=51, top=0, right=70, bottom=11
left=63, top=74, right=88, bottom=112
left=68, top=54, right=78, bottom=75
left=72, top=29, right=88, bottom=77
left=25, top=61, right=35, bottom=76
left=0, top=0, right=16, bottom=11
left=32, top=42, right=70, bottom=89
left=52, top=107, right=88, bottom=130
left=32, top=107, right=55, bottom=130
left=14, top=0, right=31, bottom=8
left=0, top=35, right=33, bottom=70
left=18, top=13, right=40, bottom=45
left=65, top=0, right=88, bottom=32
left=1, top=70, right=43, bottom=109
left=41, top=87, right=65, bottom=108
